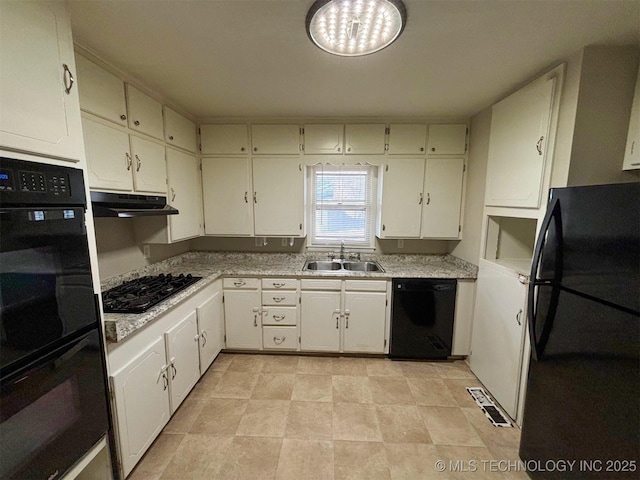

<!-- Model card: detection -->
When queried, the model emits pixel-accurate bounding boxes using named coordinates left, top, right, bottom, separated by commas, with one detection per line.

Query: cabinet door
left=224, top=289, right=262, bottom=349
left=126, top=84, right=164, bottom=140
left=202, top=157, right=254, bottom=235
left=131, top=136, right=167, bottom=194
left=164, top=107, right=197, bottom=153
left=300, top=291, right=341, bottom=352
left=200, top=124, right=249, bottom=155
left=196, top=287, right=225, bottom=374
left=165, top=311, right=200, bottom=414
left=167, top=148, right=202, bottom=241
left=427, top=124, right=467, bottom=155
left=378, top=158, right=424, bottom=238
left=469, top=261, right=528, bottom=419
left=253, top=158, right=304, bottom=236
left=110, top=337, right=170, bottom=478
left=623, top=71, right=640, bottom=170
left=303, top=124, right=343, bottom=154
left=75, top=54, right=127, bottom=126
left=388, top=124, right=427, bottom=155
left=420, top=158, right=464, bottom=239
left=345, top=124, right=386, bottom=154
left=83, top=118, right=133, bottom=191
left=0, top=0, right=83, bottom=162
left=251, top=124, right=300, bottom=154
left=485, top=77, right=555, bottom=208
left=344, top=291, right=386, bottom=353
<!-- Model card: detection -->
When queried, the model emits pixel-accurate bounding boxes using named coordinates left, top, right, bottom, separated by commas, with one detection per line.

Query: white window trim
left=305, top=164, right=378, bottom=251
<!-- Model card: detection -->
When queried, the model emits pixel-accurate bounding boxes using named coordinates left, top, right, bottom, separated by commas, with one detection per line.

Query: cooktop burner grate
left=102, top=273, right=202, bottom=313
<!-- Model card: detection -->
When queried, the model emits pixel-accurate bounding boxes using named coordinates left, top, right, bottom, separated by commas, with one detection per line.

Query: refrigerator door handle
left=528, top=197, right=563, bottom=361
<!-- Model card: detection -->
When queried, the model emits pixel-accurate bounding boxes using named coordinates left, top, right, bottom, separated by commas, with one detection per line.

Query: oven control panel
left=0, top=157, right=85, bottom=206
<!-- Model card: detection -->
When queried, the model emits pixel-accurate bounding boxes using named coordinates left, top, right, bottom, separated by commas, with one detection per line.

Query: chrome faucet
left=340, top=240, right=345, bottom=260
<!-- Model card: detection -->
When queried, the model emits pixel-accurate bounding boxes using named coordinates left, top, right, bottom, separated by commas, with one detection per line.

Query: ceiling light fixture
left=306, top=0, right=407, bottom=57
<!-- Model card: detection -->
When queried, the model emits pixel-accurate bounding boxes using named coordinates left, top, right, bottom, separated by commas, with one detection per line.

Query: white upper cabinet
left=485, top=76, right=555, bottom=208
left=387, top=124, right=427, bottom=155
left=251, top=124, right=300, bottom=154
left=200, top=124, right=249, bottom=155
left=130, top=136, right=167, bottom=194
left=166, top=148, right=202, bottom=242
left=126, top=84, right=164, bottom=140
left=75, top=54, right=127, bottom=126
left=83, top=118, right=133, bottom=191
left=420, top=158, right=464, bottom=239
left=163, top=107, right=197, bottom=153
left=427, top=124, right=467, bottom=155
left=252, top=158, right=304, bottom=236
left=345, top=124, right=387, bottom=154
left=377, top=158, right=425, bottom=238
left=0, top=0, right=83, bottom=162
left=202, top=157, right=254, bottom=236
left=623, top=69, right=640, bottom=170
left=303, top=124, right=344, bottom=154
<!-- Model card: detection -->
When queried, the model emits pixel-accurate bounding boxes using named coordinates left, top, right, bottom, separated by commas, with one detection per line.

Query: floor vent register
left=466, top=387, right=512, bottom=427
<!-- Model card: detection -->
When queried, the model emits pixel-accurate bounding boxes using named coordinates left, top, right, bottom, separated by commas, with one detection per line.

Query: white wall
left=94, top=218, right=189, bottom=280
left=450, top=107, right=491, bottom=265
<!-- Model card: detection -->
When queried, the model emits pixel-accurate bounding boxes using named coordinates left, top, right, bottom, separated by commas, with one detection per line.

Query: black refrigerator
left=520, top=182, right=639, bottom=479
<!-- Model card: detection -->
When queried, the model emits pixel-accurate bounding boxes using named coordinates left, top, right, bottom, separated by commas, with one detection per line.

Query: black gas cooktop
left=102, top=273, right=202, bottom=313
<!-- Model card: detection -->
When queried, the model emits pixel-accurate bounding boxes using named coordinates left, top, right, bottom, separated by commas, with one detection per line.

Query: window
left=308, top=164, right=376, bottom=248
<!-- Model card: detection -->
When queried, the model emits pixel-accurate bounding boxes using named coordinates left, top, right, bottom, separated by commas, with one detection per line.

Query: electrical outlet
left=397, top=239, right=404, bottom=249
left=143, top=245, right=151, bottom=258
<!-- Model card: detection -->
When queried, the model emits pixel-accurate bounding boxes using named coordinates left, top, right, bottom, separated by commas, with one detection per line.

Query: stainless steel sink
left=303, top=259, right=384, bottom=272
left=342, top=261, right=383, bottom=272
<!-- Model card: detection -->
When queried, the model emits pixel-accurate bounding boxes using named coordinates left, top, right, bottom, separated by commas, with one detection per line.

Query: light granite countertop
left=102, top=252, right=477, bottom=343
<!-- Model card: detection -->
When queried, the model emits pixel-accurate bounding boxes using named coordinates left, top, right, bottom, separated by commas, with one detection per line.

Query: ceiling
left=68, top=0, right=640, bottom=119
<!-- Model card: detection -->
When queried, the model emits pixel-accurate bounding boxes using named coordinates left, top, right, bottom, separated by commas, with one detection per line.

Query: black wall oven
left=0, top=157, right=110, bottom=480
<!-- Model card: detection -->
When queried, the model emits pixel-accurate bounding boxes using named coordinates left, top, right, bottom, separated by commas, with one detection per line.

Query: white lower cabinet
left=164, top=311, right=200, bottom=413
left=108, top=284, right=220, bottom=478
left=223, top=279, right=262, bottom=350
left=300, top=279, right=389, bottom=353
left=110, top=337, right=170, bottom=478
left=469, top=260, right=528, bottom=420
left=300, top=290, right=341, bottom=352
left=343, top=291, right=387, bottom=353
left=196, top=282, right=225, bottom=374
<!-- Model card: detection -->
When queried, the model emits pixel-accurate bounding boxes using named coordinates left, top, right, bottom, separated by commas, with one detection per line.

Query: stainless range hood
left=90, top=191, right=179, bottom=218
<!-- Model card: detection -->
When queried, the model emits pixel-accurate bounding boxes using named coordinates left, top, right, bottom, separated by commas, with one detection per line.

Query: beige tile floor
left=128, top=353, right=527, bottom=480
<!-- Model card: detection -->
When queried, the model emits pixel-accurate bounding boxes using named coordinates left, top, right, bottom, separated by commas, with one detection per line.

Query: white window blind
left=309, top=165, right=376, bottom=247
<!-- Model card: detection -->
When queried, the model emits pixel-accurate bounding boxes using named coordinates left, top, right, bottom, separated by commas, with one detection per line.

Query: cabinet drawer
left=261, top=278, right=298, bottom=290
left=300, top=279, right=342, bottom=291
left=345, top=280, right=387, bottom=292
left=262, top=306, right=297, bottom=326
left=262, top=291, right=297, bottom=306
left=223, top=278, right=260, bottom=289
left=262, top=326, right=298, bottom=350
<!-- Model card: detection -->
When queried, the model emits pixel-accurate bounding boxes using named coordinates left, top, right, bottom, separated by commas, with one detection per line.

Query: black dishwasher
left=390, top=279, right=457, bottom=359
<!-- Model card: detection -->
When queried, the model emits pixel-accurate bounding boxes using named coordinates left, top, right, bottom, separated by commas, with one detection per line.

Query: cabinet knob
left=420, top=147, right=424, bottom=152
left=431, top=147, right=436, bottom=152
left=120, top=114, right=127, bottom=121
left=241, top=147, right=245, bottom=152
left=253, top=147, right=258, bottom=152
left=169, top=135, right=174, bottom=141
left=134, top=120, right=140, bottom=126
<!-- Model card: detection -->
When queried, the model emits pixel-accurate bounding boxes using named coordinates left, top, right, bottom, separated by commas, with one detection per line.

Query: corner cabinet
left=164, top=107, right=197, bottom=153
left=484, top=75, right=556, bottom=208
left=0, top=0, right=84, bottom=162
left=166, top=148, right=202, bottom=241
left=196, top=281, right=225, bottom=373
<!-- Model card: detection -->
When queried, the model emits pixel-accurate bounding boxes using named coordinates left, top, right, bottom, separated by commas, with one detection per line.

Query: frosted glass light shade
left=306, top=0, right=407, bottom=57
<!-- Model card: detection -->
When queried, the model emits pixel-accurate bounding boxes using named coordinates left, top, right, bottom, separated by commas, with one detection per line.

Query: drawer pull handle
left=273, top=297, right=285, bottom=303
left=273, top=336, right=286, bottom=345
left=234, top=280, right=246, bottom=287
left=272, top=282, right=285, bottom=288
left=273, top=315, right=285, bottom=321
